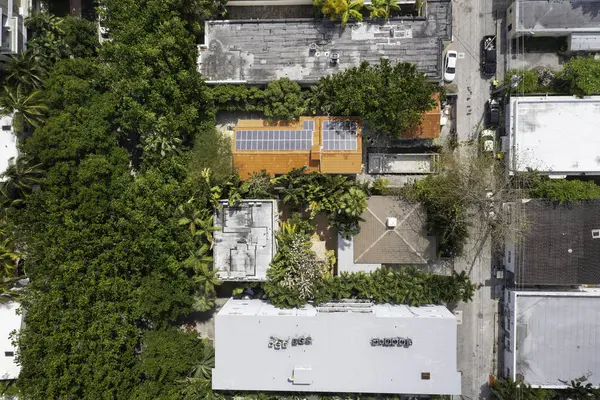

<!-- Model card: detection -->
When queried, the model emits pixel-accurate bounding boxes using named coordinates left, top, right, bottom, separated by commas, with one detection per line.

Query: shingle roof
left=353, top=197, right=436, bottom=264
left=514, top=199, right=600, bottom=286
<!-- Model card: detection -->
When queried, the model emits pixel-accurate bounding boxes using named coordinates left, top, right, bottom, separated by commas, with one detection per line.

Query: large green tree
left=559, top=56, right=600, bottom=97
left=308, top=59, right=436, bottom=137
left=11, top=1, right=224, bottom=399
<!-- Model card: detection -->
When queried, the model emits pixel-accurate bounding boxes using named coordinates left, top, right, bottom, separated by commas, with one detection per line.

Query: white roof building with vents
left=1, top=302, right=22, bottom=380
left=504, top=290, right=600, bottom=388
left=213, top=200, right=278, bottom=281
left=212, top=299, right=461, bottom=395
left=506, top=96, right=600, bottom=177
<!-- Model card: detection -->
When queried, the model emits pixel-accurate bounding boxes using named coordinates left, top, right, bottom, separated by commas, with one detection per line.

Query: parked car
left=486, top=99, right=500, bottom=126
left=444, top=50, right=458, bottom=82
left=481, top=35, right=497, bottom=76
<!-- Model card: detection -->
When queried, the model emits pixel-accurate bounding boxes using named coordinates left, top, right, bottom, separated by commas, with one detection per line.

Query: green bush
left=559, top=56, right=600, bottom=97
left=308, top=59, right=436, bottom=137
left=264, top=224, right=327, bottom=308
left=210, top=85, right=264, bottom=112
left=504, top=69, right=544, bottom=94
left=407, top=175, right=469, bottom=257
left=531, top=179, right=600, bottom=204
left=265, top=264, right=476, bottom=309
left=263, top=78, right=305, bottom=120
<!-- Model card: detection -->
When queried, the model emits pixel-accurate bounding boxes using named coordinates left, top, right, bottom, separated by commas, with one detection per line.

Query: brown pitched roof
left=233, top=117, right=362, bottom=179
left=353, top=197, right=437, bottom=264
left=403, top=93, right=442, bottom=139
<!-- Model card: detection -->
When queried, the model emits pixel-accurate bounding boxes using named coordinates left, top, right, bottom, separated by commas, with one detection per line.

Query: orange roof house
left=233, top=117, right=362, bottom=179
left=403, top=93, right=442, bottom=139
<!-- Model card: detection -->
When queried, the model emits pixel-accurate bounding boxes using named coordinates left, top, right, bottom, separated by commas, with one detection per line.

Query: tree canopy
left=308, top=59, right=437, bottom=137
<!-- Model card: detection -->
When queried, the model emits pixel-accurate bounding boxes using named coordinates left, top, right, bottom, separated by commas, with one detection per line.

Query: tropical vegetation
left=0, top=0, right=474, bottom=397
left=368, top=0, right=400, bottom=20
left=531, top=178, right=600, bottom=204
left=265, top=230, right=476, bottom=307
left=315, top=0, right=365, bottom=27
left=504, top=56, right=600, bottom=96
left=308, top=59, right=437, bottom=137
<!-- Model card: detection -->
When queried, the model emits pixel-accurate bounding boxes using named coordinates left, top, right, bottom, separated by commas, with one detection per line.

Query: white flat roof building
left=504, top=290, right=600, bottom=389
left=507, top=96, right=600, bottom=177
left=0, top=302, right=21, bottom=380
left=212, top=299, right=461, bottom=395
left=213, top=200, right=278, bottom=281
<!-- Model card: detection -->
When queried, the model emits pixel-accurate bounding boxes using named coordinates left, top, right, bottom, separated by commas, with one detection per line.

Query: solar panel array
left=322, top=120, right=358, bottom=151
left=235, top=129, right=313, bottom=151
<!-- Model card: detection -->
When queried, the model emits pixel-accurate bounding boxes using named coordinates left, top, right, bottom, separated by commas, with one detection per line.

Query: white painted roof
left=509, top=290, right=600, bottom=388
left=0, top=302, right=21, bottom=380
left=213, top=299, right=461, bottom=395
left=508, top=96, right=600, bottom=175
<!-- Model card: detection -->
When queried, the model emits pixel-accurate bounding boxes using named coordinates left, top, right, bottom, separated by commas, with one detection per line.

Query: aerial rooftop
left=199, top=2, right=451, bottom=83
left=508, top=0, right=600, bottom=36
left=504, top=290, right=600, bottom=388
left=213, top=200, right=278, bottom=281
left=507, top=96, right=600, bottom=176
left=504, top=199, right=600, bottom=286
left=212, top=299, right=461, bottom=395
left=338, top=197, right=436, bottom=273
left=233, top=117, right=362, bottom=178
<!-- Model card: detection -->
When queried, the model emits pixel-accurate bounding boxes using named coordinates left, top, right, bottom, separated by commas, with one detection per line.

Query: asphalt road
left=450, top=0, right=507, bottom=142
left=448, top=0, right=510, bottom=398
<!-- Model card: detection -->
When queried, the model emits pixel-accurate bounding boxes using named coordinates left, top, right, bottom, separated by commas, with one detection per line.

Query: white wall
left=0, top=115, right=19, bottom=182
left=503, top=291, right=516, bottom=381
left=0, top=302, right=21, bottom=380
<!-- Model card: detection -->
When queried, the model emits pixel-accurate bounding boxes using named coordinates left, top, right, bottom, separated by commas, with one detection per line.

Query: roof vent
left=330, top=53, right=340, bottom=65
left=593, top=229, right=600, bottom=239
left=386, top=217, right=397, bottom=229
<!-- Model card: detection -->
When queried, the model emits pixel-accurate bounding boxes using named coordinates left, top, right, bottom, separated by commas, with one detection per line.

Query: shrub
left=210, top=85, right=264, bottom=112
left=266, top=265, right=476, bottom=309
left=559, top=56, right=600, bottom=97
left=504, top=69, right=544, bottom=94
left=308, top=59, right=436, bottom=137
left=531, top=179, right=600, bottom=204
left=263, top=78, right=305, bottom=121
left=264, top=226, right=327, bottom=308
left=407, top=175, right=469, bottom=257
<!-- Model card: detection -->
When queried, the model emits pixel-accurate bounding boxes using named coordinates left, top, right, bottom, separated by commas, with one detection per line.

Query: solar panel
left=235, top=129, right=313, bottom=151
left=322, top=120, right=358, bottom=151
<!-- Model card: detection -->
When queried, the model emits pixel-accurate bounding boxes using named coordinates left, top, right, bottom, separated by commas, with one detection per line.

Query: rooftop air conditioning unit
left=386, top=217, right=397, bottom=229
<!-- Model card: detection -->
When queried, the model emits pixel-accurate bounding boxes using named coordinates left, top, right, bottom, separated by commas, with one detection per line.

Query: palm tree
left=338, top=186, right=367, bottom=217
left=0, top=237, right=19, bottom=278
left=368, top=0, right=399, bottom=20
left=338, top=0, right=364, bottom=28
left=183, top=245, right=221, bottom=312
left=190, top=343, right=215, bottom=380
left=315, top=0, right=364, bottom=27
left=0, top=157, right=44, bottom=206
left=0, top=84, right=48, bottom=135
left=177, top=199, right=220, bottom=246
left=2, top=50, right=48, bottom=90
